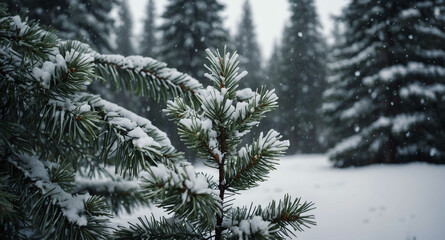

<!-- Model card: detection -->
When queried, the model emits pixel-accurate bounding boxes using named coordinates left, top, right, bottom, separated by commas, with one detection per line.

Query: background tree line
left=7, top=0, right=445, bottom=166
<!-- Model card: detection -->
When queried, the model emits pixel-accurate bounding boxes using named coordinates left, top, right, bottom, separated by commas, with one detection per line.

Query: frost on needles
left=115, top=48, right=316, bottom=239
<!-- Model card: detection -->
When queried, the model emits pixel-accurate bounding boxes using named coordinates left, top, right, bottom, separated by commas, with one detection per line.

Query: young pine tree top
left=115, top=48, right=316, bottom=239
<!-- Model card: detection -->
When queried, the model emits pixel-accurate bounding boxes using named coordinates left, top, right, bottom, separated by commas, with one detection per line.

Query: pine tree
left=115, top=47, right=315, bottom=240
left=321, top=17, right=345, bottom=150
left=267, top=41, right=283, bottom=89
left=234, top=0, right=264, bottom=90
left=324, top=0, right=445, bottom=167
left=140, top=0, right=158, bottom=58
left=5, top=0, right=118, bottom=53
left=116, top=0, right=134, bottom=56
left=0, top=7, right=203, bottom=238
left=159, top=0, right=229, bottom=79
left=262, top=41, right=283, bottom=132
left=277, top=0, right=327, bottom=153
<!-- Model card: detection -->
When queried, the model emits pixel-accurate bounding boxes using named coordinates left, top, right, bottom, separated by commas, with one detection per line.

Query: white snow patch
left=236, top=88, right=255, bottom=100
left=230, top=216, right=270, bottom=238
left=112, top=155, right=445, bottom=240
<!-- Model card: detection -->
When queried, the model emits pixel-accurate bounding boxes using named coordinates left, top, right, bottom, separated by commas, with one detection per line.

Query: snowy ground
left=113, top=155, right=445, bottom=239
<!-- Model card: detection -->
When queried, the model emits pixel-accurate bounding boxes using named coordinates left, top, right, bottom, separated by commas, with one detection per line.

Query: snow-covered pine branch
left=224, top=194, right=315, bottom=239
left=141, top=161, right=220, bottom=231
left=0, top=11, right=203, bottom=238
left=6, top=154, right=110, bottom=238
left=39, top=93, right=183, bottom=177
left=225, top=130, right=289, bottom=192
left=74, top=175, right=146, bottom=215
left=94, top=53, right=203, bottom=101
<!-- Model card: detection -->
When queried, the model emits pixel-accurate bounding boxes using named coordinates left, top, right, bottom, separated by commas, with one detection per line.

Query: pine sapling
left=117, top=48, right=315, bottom=239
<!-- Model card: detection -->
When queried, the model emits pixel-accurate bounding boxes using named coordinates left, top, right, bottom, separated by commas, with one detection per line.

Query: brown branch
left=215, top=126, right=227, bottom=240
left=272, top=213, right=301, bottom=223
left=236, top=103, right=267, bottom=126
left=199, top=137, right=220, bottom=164
left=228, top=153, right=263, bottom=187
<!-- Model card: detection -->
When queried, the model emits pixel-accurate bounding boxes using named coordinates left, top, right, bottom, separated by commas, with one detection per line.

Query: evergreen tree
left=0, top=8, right=203, bottom=238
left=324, top=0, right=445, bottom=167
left=320, top=17, right=345, bottom=150
left=267, top=41, right=283, bottom=89
left=116, top=0, right=134, bottom=56
left=263, top=41, right=283, bottom=132
left=159, top=0, right=229, bottom=79
left=234, top=0, right=264, bottom=90
left=277, top=0, right=327, bottom=153
left=140, top=0, right=158, bottom=58
left=115, top=47, right=315, bottom=240
left=5, top=0, right=118, bottom=53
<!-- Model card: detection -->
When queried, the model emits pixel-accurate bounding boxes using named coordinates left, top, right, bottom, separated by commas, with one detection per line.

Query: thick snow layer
left=230, top=215, right=271, bottom=238
left=10, top=155, right=90, bottom=226
left=90, top=96, right=169, bottom=149
left=112, top=155, right=445, bottom=239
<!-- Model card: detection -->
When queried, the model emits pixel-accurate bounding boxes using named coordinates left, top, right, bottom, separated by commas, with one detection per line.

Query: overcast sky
left=128, top=0, right=350, bottom=59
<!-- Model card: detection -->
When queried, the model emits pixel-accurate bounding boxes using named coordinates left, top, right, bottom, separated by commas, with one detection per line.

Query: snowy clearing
left=113, top=155, right=445, bottom=239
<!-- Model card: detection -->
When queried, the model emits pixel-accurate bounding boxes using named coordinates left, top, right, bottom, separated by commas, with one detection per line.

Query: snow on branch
left=329, top=42, right=381, bottom=70
left=329, top=113, right=428, bottom=157
left=141, top=161, right=220, bottom=230
left=235, top=88, right=255, bottom=102
left=88, top=94, right=175, bottom=152
left=225, top=130, right=289, bottom=191
left=94, top=53, right=203, bottom=100
left=87, top=94, right=182, bottom=176
left=1, top=25, right=93, bottom=95
left=400, top=82, right=445, bottom=100
left=1, top=15, right=58, bottom=59
left=224, top=194, right=315, bottom=239
left=199, top=86, right=235, bottom=126
left=231, top=87, right=278, bottom=138
left=227, top=216, right=271, bottom=238
left=43, top=93, right=181, bottom=176
left=165, top=96, right=223, bottom=164
left=75, top=177, right=139, bottom=195
left=9, top=154, right=92, bottom=226
left=363, top=62, right=445, bottom=86
left=262, top=194, right=315, bottom=237
left=74, top=175, right=147, bottom=214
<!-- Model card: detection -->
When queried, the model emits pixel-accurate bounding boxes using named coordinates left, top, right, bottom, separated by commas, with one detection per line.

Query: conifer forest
left=1, top=0, right=444, bottom=239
